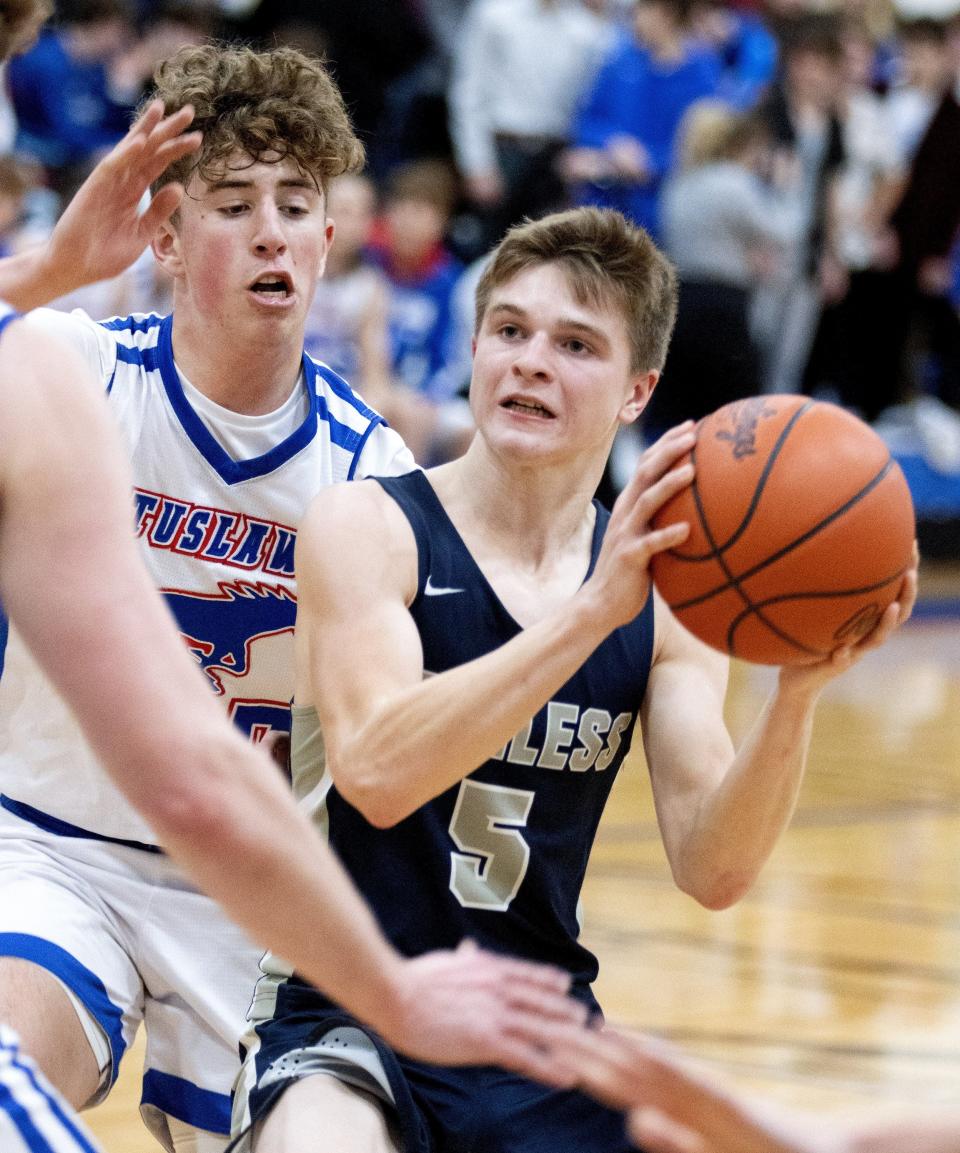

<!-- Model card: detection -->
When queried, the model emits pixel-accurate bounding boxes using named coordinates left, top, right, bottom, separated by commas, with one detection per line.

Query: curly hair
left=475, top=207, right=678, bottom=374
left=149, top=42, right=365, bottom=196
left=0, top=0, right=52, bottom=59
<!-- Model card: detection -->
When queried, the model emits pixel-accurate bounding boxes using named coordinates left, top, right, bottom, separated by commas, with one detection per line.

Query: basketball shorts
left=230, top=981, right=637, bottom=1153
left=0, top=804, right=265, bottom=1151
left=0, top=1025, right=103, bottom=1153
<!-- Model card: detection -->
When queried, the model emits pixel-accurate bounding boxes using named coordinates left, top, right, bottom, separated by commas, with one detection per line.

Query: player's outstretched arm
left=569, top=1028, right=960, bottom=1153
left=0, top=101, right=201, bottom=309
left=0, top=322, right=588, bottom=1081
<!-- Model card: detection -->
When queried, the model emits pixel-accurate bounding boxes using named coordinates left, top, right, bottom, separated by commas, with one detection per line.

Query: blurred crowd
left=4, top=0, right=960, bottom=480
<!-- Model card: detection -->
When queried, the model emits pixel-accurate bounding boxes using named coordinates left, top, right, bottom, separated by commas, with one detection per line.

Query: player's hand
left=585, top=422, right=696, bottom=631
left=561, top=1027, right=829, bottom=1153
left=379, top=940, right=590, bottom=1087
left=777, top=540, right=918, bottom=695
left=44, top=100, right=202, bottom=296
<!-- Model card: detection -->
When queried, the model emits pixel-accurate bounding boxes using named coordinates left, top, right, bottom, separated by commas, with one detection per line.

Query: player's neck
left=170, top=324, right=304, bottom=416
left=434, top=446, right=601, bottom=565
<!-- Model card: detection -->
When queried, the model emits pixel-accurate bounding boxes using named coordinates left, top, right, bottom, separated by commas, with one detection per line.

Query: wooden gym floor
left=87, top=561, right=960, bottom=1150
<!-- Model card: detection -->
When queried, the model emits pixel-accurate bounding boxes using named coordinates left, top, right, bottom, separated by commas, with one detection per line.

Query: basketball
left=649, top=396, right=916, bottom=665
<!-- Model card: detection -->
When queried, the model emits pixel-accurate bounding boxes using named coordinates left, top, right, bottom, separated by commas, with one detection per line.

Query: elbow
left=328, top=753, right=410, bottom=830
left=133, top=733, right=239, bottom=848
left=142, top=774, right=227, bottom=847
left=675, top=867, right=755, bottom=912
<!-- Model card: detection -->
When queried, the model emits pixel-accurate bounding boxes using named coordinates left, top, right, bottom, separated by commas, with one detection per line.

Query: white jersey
left=0, top=308, right=415, bottom=846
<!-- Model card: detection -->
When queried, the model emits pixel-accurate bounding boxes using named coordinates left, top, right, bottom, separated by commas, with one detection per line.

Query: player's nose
left=252, top=201, right=288, bottom=257
left=511, top=331, right=552, bottom=379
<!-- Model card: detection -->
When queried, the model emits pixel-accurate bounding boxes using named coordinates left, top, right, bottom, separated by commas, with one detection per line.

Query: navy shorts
left=234, top=984, right=637, bottom=1153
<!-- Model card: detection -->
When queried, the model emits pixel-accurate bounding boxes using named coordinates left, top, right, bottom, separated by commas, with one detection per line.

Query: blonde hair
left=149, top=42, right=364, bottom=197
left=475, top=207, right=678, bottom=373
left=676, top=99, right=770, bottom=170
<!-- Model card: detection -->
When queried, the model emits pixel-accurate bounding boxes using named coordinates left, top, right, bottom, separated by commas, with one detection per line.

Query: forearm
left=135, top=723, right=408, bottom=1032
left=334, top=593, right=613, bottom=825
left=673, top=680, right=819, bottom=907
left=0, top=244, right=79, bottom=311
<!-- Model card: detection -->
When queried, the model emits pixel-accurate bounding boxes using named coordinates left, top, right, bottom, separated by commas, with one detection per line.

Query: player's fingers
left=643, top=522, right=690, bottom=560
left=849, top=598, right=902, bottom=658
left=895, top=562, right=918, bottom=624
left=547, top=1025, right=647, bottom=1106
left=629, top=1108, right=707, bottom=1153
left=490, top=954, right=573, bottom=994
left=618, top=424, right=696, bottom=505
left=127, top=98, right=166, bottom=141
left=136, top=131, right=202, bottom=186
left=635, top=460, right=694, bottom=520
left=139, top=183, right=186, bottom=234
left=147, top=103, right=197, bottom=144
left=486, top=1029, right=582, bottom=1089
left=502, top=981, right=590, bottom=1026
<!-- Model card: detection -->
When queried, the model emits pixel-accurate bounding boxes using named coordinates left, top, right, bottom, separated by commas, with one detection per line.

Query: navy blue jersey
left=311, top=470, right=655, bottom=1007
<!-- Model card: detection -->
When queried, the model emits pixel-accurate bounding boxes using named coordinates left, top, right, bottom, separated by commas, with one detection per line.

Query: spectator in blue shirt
left=8, top=0, right=135, bottom=201
left=562, top=0, right=721, bottom=238
left=689, top=0, right=778, bottom=110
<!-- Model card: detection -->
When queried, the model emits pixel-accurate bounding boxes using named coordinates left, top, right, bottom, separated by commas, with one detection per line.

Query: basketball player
left=569, top=1027, right=960, bottom=1153
left=230, top=206, right=918, bottom=1153
left=0, top=37, right=591, bottom=1153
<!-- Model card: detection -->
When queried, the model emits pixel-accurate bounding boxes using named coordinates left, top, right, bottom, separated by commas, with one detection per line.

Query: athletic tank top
left=289, top=469, right=655, bottom=1009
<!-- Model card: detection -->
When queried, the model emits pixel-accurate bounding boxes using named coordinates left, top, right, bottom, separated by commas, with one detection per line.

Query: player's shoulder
left=298, top=477, right=420, bottom=595
left=305, top=352, right=416, bottom=476
left=303, top=475, right=412, bottom=539
left=306, top=352, right=380, bottom=424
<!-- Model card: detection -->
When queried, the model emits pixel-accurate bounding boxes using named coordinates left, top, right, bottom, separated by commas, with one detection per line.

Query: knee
left=253, top=1076, right=398, bottom=1153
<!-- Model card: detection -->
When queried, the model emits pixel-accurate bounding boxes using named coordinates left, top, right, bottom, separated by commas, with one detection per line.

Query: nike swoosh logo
left=424, top=575, right=464, bottom=597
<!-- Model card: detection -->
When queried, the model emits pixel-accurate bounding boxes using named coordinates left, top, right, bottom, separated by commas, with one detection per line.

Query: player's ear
left=315, top=218, right=335, bottom=279
left=620, top=369, right=658, bottom=425
left=152, top=217, right=184, bottom=276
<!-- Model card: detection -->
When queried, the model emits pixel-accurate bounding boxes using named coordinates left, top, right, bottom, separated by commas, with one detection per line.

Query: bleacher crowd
left=5, top=0, right=960, bottom=498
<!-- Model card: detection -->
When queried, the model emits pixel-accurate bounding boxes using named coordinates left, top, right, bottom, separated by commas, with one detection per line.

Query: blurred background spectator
left=563, top=0, right=722, bottom=238
left=448, top=0, right=613, bottom=256
left=7, top=0, right=211, bottom=206
left=800, top=14, right=903, bottom=419
left=752, top=13, right=846, bottom=396
left=645, top=100, right=801, bottom=435
left=367, top=158, right=475, bottom=463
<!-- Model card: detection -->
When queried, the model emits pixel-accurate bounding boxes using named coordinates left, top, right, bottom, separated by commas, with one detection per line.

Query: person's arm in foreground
left=0, top=100, right=201, bottom=309
left=569, top=1028, right=960, bottom=1153
left=0, top=323, right=586, bottom=1082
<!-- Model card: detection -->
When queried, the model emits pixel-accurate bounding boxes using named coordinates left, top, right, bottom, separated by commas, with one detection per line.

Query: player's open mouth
left=248, top=273, right=293, bottom=299
left=503, top=398, right=554, bottom=418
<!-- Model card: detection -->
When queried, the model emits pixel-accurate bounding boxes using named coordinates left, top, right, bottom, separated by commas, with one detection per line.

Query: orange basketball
left=650, top=396, right=916, bottom=665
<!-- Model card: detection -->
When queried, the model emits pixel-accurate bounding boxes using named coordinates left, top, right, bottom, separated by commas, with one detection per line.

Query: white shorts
left=0, top=804, right=265, bottom=1150
left=0, top=1025, right=102, bottom=1153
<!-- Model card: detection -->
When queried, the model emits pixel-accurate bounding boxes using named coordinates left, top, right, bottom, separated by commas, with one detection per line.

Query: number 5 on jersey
left=448, top=779, right=534, bottom=911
